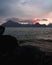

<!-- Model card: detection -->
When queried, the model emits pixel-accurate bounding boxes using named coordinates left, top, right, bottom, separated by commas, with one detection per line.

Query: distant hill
left=2, top=20, right=21, bottom=27
left=47, top=23, right=52, bottom=27
left=2, top=20, right=52, bottom=27
left=33, top=23, right=46, bottom=27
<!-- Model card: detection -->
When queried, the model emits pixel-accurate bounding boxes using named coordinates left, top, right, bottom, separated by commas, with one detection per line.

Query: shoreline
left=19, top=39, right=52, bottom=52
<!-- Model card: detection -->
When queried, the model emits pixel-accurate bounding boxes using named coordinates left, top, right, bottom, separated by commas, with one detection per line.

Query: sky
left=0, top=0, right=52, bottom=24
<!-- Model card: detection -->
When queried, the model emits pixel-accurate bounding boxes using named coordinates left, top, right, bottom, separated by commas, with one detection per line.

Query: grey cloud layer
left=0, top=0, right=52, bottom=18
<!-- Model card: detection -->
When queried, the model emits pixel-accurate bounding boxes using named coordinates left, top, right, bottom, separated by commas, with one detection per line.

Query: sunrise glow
left=39, top=21, right=49, bottom=25
left=32, top=18, right=52, bottom=25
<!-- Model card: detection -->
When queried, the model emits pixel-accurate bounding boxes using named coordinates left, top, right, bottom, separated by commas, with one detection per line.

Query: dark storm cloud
left=0, top=0, right=52, bottom=18
left=0, top=0, right=20, bottom=17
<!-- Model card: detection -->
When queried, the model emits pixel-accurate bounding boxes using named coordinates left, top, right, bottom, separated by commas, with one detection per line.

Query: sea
left=4, top=27, right=52, bottom=52
left=4, top=27, right=52, bottom=40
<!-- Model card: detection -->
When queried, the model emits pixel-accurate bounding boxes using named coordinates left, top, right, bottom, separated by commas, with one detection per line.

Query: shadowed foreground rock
left=0, top=35, right=18, bottom=65
left=17, top=45, right=52, bottom=65
left=0, top=26, right=5, bottom=35
left=0, top=35, right=52, bottom=65
left=0, top=35, right=18, bottom=52
left=17, top=45, right=44, bottom=65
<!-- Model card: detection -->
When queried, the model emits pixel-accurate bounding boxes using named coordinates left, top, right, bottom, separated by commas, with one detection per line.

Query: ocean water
left=4, top=27, right=52, bottom=40
left=4, top=27, right=52, bottom=51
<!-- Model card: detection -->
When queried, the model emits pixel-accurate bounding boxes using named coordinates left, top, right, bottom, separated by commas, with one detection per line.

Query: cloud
left=45, top=12, right=52, bottom=18
left=0, top=0, right=52, bottom=19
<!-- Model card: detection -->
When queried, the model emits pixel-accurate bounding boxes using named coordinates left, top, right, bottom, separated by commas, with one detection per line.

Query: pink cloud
left=45, top=12, right=52, bottom=18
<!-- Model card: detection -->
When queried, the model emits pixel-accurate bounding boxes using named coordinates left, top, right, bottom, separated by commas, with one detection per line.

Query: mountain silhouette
left=2, top=20, right=52, bottom=27
left=2, top=20, right=21, bottom=27
left=34, top=23, right=46, bottom=27
left=47, top=23, right=52, bottom=27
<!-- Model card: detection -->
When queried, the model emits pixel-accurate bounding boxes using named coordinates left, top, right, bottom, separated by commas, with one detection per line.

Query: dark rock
left=16, top=45, right=45, bottom=65
left=0, top=35, right=19, bottom=65
left=0, top=35, right=18, bottom=54
left=0, top=26, right=5, bottom=35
